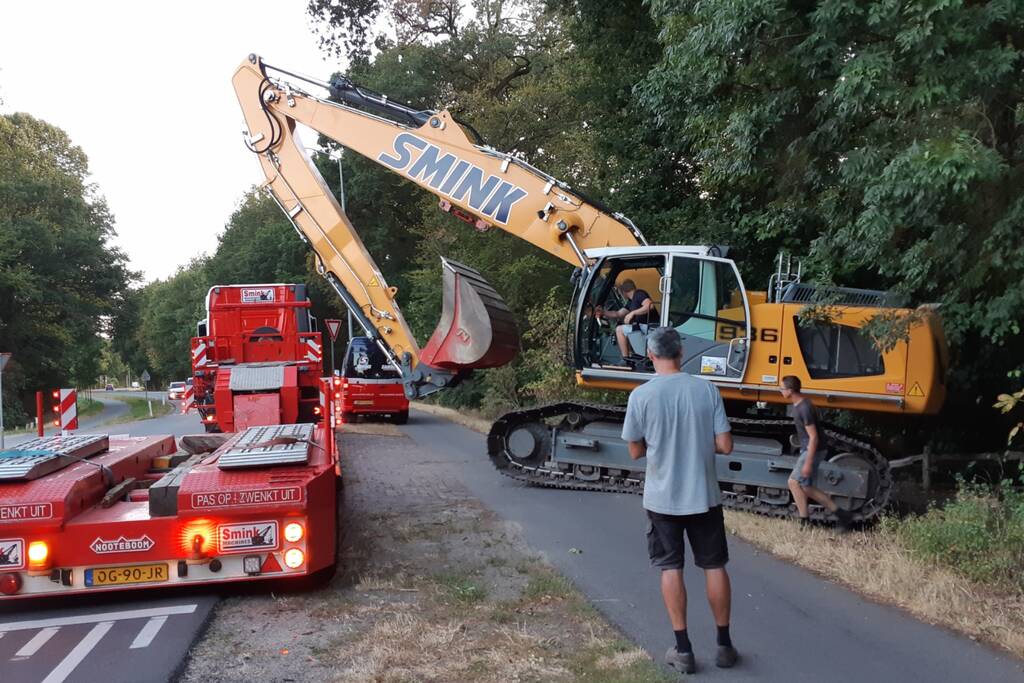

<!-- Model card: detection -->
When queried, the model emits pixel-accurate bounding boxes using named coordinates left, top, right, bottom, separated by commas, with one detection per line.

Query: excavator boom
left=232, top=56, right=548, bottom=395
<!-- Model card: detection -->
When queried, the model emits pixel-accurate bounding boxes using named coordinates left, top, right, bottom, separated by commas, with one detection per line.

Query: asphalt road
left=399, top=409, right=1024, bottom=682
left=0, top=399, right=218, bottom=683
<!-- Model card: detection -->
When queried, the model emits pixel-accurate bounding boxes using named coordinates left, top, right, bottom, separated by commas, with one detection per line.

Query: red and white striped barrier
left=305, top=337, right=322, bottom=363
left=181, top=385, right=195, bottom=413
left=59, top=388, right=78, bottom=432
left=319, top=377, right=336, bottom=464
left=191, top=339, right=209, bottom=368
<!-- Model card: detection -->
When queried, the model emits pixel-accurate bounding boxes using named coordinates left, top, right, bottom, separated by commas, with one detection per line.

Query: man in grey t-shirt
left=622, top=327, right=738, bottom=673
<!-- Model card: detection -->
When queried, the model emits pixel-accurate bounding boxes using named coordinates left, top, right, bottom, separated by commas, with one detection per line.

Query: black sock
left=799, top=516, right=811, bottom=528
left=717, top=624, right=732, bottom=647
left=674, top=629, right=692, bottom=654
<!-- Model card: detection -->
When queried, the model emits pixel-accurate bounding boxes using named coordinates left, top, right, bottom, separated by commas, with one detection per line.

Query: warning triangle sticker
left=908, top=382, right=924, bottom=397
left=261, top=553, right=283, bottom=573
left=368, top=276, right=380, bottom=288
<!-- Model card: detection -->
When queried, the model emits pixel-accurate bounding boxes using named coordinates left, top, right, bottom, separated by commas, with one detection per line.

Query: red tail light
left=0, top=573, right=21, bottom=595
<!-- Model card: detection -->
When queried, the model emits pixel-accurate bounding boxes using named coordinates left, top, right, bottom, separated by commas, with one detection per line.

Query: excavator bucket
left=418, top=259, right=520, bottom=371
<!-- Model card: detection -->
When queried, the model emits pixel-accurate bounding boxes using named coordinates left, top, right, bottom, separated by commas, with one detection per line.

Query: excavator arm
left=232, top=55, right=644, bottom=397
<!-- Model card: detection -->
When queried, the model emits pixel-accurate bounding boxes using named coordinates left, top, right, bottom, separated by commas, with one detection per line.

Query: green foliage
left=896, top=479, right=1024, bottom=591
left=133, top=261, right=209, bottom=383
left=638, top=0, right=1024, bottom=376
left=0, top=113, right=131, bottom=422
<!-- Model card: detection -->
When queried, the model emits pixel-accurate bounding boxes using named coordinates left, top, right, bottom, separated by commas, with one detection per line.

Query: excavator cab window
left=665, top=255, right=749, bottom=381
left=575, top=252, right=750, bottom=381
left=795, top=318, right=884, bottom=379
left=576, top=255, right=666, bottom=368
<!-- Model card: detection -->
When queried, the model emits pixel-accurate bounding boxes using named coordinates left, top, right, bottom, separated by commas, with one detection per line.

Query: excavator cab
left=572, top=246, right=751, bottom=382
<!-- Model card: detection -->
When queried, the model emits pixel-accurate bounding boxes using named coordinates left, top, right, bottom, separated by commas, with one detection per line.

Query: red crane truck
left=191, top=284, right=324, bottom=433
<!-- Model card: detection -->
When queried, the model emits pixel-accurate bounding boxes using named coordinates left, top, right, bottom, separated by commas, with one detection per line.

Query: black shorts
left=646, top=506, right=729, bottom=570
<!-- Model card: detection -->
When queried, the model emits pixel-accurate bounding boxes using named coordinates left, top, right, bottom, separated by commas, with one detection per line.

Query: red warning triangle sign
left=324, top=319, right=343, bottom=342
left=261, top=553, right=282, bottom=574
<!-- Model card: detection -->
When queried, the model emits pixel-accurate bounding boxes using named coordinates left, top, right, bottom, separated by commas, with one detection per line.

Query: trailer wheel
left=393, top=411, right=409, bottom=425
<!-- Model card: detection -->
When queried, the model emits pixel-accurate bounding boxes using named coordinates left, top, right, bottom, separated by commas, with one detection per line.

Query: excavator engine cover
left=419, top=259, right=520, bottom=370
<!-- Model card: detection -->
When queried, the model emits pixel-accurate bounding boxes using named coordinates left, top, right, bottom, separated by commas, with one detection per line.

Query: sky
left=0, top=1, right=342, bottom=281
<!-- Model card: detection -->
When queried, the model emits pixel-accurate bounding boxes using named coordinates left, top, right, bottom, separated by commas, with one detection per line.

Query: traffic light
left=52, top=390, right=60, bottom=427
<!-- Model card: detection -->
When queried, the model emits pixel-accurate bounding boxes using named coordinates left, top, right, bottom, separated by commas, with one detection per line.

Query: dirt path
left=179, top=424, right=668, bottom=682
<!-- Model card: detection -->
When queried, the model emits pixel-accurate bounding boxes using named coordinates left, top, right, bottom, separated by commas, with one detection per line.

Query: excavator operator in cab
left=600, top=279, right=659, bottom=365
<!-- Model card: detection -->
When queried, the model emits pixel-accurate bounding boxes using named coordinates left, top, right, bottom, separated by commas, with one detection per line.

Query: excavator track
left=487, top=402, right=893, bottom=524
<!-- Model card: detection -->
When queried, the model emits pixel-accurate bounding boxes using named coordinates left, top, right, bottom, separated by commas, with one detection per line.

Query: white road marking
left=130, top=615, right=168, bottom=649
left=0, top=603, right=197, bottom=632
left=41, top=620, right=113, bottom=683
left=14, top=626, right=59, bottom=658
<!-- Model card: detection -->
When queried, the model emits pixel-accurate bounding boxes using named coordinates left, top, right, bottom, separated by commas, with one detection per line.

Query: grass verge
left=891, top=480, right=1024, bottom=591
left=109, top=396, right=174, bottom=423
left=411, top=400, right=492, bottom=433
left=419, top=400, right=1024, bottom=658
left=78, top=396, right=104, bottom=418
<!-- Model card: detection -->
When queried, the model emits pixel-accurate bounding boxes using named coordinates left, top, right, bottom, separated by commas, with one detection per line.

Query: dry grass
left=411, top=400, right=493, bottom=433
left=339, top=421, right=405, bottom=437
left=315, top=509, right=670, bottom=682
left=724, top=510, right=1024, bottom=656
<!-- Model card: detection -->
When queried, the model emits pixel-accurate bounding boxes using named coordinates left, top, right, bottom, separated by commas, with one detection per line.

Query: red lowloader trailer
left=0, top=381, right=340, bottom=599
left=191, top=284, right=324, bottom=433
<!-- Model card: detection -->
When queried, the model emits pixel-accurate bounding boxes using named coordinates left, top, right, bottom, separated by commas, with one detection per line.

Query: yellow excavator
left=232, top=55, right=948, bottom=522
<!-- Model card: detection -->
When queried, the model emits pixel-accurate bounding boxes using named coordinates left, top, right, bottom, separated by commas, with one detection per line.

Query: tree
left=134, top=261, right=209, bottom=384
left=636, top=0, right=1024, bottom=443
left=639, top=0, right=1023, bottom=327
left=0, top=113, right=131, bottom=420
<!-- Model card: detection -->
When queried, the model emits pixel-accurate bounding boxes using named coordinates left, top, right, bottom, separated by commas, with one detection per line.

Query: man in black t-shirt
left=601, top=279, right=659, bottom=363
left=781, top=376, right=853, bottom=529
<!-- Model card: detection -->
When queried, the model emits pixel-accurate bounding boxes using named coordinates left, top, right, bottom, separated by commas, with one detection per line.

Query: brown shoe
left=665, top=646, right=696, bottom=674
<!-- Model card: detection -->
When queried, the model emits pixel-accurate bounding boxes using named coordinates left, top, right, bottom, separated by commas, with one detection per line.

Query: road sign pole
left=323, top=319, right=343, bottom=376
